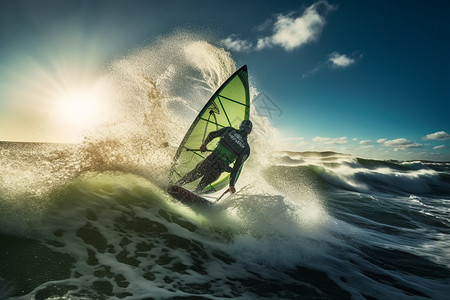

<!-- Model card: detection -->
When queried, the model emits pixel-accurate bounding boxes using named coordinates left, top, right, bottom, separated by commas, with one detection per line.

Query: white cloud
left=313, top=136, right=347, bottom=145
left=423, top=131, right=450, bottom=141
left=256, top=37, right=273, bottom=50
left=359, top=145, right=375, bottom=149
left=302, top=51, right=362, bottom=77
left=265, top=1, right=334, bottom=51
left=433, top=145, right=447, bottom=150
left=379, top=138, right=423, bottom=151
left=384, top=138, right=411, bottom=147
left=359, top=139, right=372, bottom=145
left=222, top=1, right=335, bottom=52
left=220, top=35, right=253, bottom=52
left=329, top=52, right=356, bottom=68
left=255, top=18, right=273, bottom=32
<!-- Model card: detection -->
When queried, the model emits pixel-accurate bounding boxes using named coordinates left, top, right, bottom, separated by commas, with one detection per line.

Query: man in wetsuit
left=176, top=119, right=252, bottom=194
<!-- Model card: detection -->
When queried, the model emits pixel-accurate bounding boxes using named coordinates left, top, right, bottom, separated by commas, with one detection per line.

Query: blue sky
left=0, top=0, right=449, bottom=161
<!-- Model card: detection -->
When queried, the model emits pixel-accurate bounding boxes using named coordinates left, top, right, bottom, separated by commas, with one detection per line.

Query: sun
left=53, top=88, right=104, bottom=140
left=56, top=91, right=100, bottom=125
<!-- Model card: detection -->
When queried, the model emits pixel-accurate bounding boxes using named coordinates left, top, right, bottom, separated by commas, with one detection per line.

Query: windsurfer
left=176, top=120, right=252, bottom=194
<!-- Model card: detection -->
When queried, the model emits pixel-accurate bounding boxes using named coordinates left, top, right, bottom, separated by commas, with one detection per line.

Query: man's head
left=239, top=119, right=252, bottom=135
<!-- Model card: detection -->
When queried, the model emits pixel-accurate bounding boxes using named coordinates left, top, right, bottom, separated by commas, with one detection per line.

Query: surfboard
left=168, top=65, right=250, bottom=204
left=167, top=185, right=212, bottom=205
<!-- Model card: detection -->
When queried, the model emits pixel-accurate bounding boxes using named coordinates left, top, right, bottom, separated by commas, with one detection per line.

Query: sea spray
left=74, top=32, right=281, bottom=191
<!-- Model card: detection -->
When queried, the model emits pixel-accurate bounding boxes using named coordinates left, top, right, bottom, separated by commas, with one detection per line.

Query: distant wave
left=271, top=151, right=450, bottom=196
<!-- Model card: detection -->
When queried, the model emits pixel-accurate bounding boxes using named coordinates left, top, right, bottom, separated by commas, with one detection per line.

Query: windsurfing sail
left=169, top=65, right=250, bottom=193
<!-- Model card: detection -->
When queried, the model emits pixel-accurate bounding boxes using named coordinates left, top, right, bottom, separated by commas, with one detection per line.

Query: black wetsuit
left=177, top=127, right=251, bottom=193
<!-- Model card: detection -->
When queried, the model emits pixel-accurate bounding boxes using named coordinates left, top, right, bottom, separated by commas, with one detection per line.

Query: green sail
left=170, top=65, right=250, bottom=193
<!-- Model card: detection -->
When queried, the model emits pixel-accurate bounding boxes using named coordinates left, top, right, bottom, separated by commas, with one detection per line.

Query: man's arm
left=202, top=127, right=230, bottom=147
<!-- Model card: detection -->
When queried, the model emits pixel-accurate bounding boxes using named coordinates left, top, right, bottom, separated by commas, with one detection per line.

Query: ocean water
left=1, top=36, right=450, bottom=299
left=1, top=145, right=449, bottom=299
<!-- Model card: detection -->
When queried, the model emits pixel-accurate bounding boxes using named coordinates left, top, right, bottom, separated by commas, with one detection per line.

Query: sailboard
left=168, top=65, right=250, bottom=205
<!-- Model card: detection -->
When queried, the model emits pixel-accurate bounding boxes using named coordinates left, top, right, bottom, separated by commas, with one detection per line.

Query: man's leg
left=195, top=160, right=225, bottom=193
left=176, top=161, right=207, bottom=186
